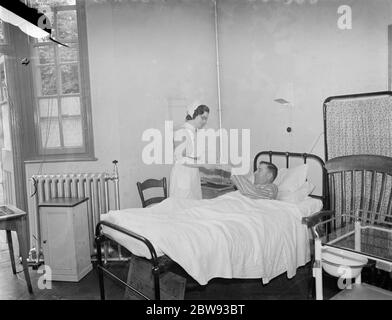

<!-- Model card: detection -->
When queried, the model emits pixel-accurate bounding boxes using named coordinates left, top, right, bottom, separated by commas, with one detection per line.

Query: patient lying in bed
left=101, top=190, right=321, bottom=285
left=231, top=161, right=278, bottom=200
left=101, top=161, right=324, bottom=286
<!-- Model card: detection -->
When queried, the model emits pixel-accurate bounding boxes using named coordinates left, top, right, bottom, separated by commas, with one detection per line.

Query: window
left=0, top=20, right=6, bottom=44
left=26, top=0, right=94, bottom=161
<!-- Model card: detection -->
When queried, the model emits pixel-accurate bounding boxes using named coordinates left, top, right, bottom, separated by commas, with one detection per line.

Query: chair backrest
left=326, top=155, right=392, bottom=227
left=136, top=177, right=168, bottom=208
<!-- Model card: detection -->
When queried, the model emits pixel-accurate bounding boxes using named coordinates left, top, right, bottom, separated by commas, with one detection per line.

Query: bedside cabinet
left=39, top=197, right=92, bottom=282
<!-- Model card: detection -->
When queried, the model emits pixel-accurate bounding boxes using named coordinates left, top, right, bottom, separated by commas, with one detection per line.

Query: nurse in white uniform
left=169, top=103, right=211, bottom=200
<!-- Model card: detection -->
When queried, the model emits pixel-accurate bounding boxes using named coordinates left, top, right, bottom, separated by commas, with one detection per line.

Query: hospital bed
left=95, top=151, right=327, bottom=300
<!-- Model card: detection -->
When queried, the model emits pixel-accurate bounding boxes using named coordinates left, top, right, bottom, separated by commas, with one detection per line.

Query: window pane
left=63, top=118, right=83, bottom=147
left=39, top=98, right=58, bottom=117
left=2, top=104, right=12, bottom=150
left=61, top=96, right=80, bottom=115
left=38, top=46, right=55, bottom=64
left=38, top=66, right=57, bottom=95
left=0, top=63, right=6, bottom=102
left=61, top=64, right=79, bottom=94
left=59, top=44, right=78, bottom=63
left=40, top=118, right=61, bottom=148
left=57, top=10, right=78, bottom=41
left=0, top=20, right=5, bottom=44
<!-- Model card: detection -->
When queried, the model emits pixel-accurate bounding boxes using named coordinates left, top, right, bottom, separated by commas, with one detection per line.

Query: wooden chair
left=325, top=154, right=392, bottom=227
left=137, top=177, right=168, bottom=208
left=303, top=154, right=392, bottom=298
left=0, top=205, right=33, bottom=294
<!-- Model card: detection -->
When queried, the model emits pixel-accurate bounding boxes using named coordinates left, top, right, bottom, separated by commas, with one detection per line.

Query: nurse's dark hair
left=186, top=105, right=210, bottom=120
left=258, top=161, right=278, bottom=182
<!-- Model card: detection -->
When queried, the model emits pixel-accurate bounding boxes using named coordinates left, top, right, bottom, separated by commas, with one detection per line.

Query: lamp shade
left=274, top=82, right=294, bottom=106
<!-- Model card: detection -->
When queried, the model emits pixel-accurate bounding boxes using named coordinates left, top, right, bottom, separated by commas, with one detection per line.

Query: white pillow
left=275, top=164, right=308, bottom=192
left=278, top=181, right=315, bottom=203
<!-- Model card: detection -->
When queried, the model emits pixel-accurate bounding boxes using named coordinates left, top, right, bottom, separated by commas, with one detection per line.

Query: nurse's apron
left=169, top=122, right=202, bottom=200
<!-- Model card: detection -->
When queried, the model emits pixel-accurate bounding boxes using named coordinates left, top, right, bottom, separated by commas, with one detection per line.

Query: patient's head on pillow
left=254, top=161, right=278, bottom=185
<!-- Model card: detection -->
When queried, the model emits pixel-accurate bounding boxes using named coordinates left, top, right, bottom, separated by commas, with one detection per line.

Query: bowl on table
left=322, top=247, right=368, bottom=279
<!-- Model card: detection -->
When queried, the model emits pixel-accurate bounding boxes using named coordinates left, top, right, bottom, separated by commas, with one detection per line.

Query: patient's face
left=254, top=163, right=272, bottom=185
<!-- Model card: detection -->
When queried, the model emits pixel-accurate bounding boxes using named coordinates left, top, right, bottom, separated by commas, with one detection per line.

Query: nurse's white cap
left=186, top=101, right=201, bottom=117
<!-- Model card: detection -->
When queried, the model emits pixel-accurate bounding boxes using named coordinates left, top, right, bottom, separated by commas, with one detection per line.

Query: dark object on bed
left=201, top=172, right=235, bottom=199
left=200, top=167, right=233, bottom=190
left=137, top=177, right=167, bottom=208
left=95, top=151, right=327, bottom=300
left=323, top=91, right=392, bottom=161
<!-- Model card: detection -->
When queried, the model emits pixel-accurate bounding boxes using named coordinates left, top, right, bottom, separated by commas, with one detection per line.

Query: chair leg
left=16, top=219, right=33, bottom=294
left=6, top=230, right=16, bottom=275
left=307, top=262, right=315, bottom=300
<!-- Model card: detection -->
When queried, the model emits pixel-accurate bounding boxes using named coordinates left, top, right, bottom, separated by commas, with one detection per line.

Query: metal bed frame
left=95, top=151, right=327, bottom=300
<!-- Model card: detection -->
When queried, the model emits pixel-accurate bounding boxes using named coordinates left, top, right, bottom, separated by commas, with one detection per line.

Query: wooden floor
left=1, top=235, right=391, bottom=300
left=0, top=252, right=333, bottom=300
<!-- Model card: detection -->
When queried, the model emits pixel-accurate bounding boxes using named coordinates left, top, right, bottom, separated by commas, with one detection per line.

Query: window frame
left=25, top=1, right=95, bottom=162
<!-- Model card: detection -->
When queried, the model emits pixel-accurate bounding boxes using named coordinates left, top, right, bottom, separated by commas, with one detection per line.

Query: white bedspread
left=101, top=191, right=315, bottom=285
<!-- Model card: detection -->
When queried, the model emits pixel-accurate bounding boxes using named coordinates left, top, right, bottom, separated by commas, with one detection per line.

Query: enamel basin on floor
left=322, top=247, right=368, bottom=279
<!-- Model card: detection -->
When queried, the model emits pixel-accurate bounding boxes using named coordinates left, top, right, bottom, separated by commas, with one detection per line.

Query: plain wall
left=217, top=0, right=392, bottom=190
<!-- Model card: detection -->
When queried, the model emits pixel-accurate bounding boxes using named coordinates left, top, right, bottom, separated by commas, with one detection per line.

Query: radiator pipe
left=112, top=160, right=120, bottom=210
left=111, top=160, right=123, bottom=259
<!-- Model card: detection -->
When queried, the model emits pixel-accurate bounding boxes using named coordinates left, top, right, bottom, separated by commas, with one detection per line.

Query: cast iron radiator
left=29, top=161, right=120, bottom=263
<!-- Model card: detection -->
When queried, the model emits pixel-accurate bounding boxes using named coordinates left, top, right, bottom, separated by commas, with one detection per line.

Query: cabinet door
left=41, top=209, right=76, bottom=274
left=73, top=203, right=91, bottom=271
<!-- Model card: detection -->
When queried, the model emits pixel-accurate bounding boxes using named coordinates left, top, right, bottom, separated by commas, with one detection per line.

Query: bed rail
left=95, top=220, right=161, bottom=300
left=253, top=151, right=327, bottom=208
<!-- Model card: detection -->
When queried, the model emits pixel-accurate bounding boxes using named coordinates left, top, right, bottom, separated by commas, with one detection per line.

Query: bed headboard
left=253, top=151, right=327, bottom=207
left=323, top=91, right=392, bottom=161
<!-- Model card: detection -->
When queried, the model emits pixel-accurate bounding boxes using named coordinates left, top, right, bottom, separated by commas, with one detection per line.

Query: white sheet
left=297, top=196, right=323, bottom=217
left=101, top=191, right=322, bottom=285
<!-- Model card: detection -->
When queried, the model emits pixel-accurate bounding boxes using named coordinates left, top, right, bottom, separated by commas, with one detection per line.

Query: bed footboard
left=95, top=221, right=161, bottom=300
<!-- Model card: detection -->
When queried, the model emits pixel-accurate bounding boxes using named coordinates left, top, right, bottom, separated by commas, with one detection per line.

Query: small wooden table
left=0, top=205, right=33, bottom=294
